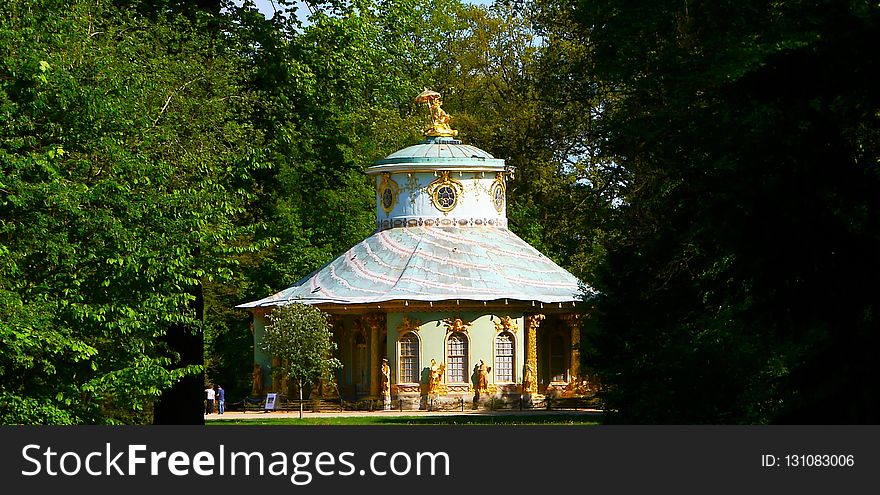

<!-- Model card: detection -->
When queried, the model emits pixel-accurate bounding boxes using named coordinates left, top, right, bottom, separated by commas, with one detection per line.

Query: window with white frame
left=399, top=333, right=419, bottom=383
left=495, top=332, right=515, bottom=382
left=447, top=333, right=468, bottom=383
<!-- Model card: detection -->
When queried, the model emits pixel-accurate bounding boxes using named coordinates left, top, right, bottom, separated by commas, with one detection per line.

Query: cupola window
left=428, top=171, right=463, bottom=214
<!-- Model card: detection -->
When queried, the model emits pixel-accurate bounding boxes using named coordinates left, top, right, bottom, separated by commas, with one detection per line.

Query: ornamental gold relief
left=428, top=171, right=463, bottom=215
left=443, top=316, right=472, bottom=334
left=493, top=315, right=518, bottom=334
left=490, top=172, right=506, bottom=213
left=377, top=172, right=400, bottom=216
left=397, top=315, right=422, bottom=334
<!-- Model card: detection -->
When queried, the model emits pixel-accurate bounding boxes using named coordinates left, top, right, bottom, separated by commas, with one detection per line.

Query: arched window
left=398, top=333, right=419, bottom=383
left=447, top=333, right=468, bottom=383
left=495, top=332, right=515, bottom=382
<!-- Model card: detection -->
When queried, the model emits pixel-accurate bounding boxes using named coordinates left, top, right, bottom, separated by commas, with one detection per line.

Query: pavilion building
left=238, top=92, right=588, bottom=407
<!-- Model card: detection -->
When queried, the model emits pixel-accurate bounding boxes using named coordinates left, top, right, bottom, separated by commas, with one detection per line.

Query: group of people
left=204, top=385, right=225, bottom=415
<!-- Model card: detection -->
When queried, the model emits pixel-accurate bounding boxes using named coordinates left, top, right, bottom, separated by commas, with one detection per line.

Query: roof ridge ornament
left=415, top=88, right=459, bottom=138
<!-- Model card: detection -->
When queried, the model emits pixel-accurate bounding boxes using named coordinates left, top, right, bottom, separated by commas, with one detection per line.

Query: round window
left=436, top=185, right=456, bottom=209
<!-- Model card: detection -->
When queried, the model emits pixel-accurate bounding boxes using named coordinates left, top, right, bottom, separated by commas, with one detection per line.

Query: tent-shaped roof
left=237, top=226, right=585, bottom=308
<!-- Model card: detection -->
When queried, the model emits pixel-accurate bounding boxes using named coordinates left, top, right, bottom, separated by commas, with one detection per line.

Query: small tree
left=261, top=304, right=342, bottom=418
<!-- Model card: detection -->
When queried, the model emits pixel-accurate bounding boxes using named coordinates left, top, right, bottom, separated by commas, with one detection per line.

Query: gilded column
left=364, top=313, right=385, bottom=398
left=524, top=314, right=544, bottom=394
left=561, top=314, right=581, bottom=382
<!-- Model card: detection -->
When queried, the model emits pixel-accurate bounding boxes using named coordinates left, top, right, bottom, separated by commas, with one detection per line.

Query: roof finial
left=414, top=88, right=458, bottom=138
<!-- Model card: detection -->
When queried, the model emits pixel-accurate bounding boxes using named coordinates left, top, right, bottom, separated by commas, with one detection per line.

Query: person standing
left=205, top=386, right=215, bottom=415
left=217, top=385, right=225, bottom=415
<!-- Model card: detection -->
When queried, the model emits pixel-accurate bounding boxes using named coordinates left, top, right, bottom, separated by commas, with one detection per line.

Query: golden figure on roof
left=415, top=88, right=458, bottom=137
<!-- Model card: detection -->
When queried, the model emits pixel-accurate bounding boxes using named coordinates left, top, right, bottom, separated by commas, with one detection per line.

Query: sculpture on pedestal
left=522, top=363, right=535, bottom=395
left=415, top=89, right=458, bottom=138
left=381, top=358, right=391, bottom=410
left=252, top=364, right=263, bottom=396
left=430, top=359, right=445, bottom=394
left=476, top=360, right=491, bottom=395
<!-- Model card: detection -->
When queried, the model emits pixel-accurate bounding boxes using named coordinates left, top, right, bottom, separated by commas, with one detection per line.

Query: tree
left=415, top=2, right=614, bottom=280
left=0, top=0, right=263, bottom=424
left=204, top=0, right=430, bottom=401
left=536, top=0, right=880, bottom=423
left=205, top=0, right=480, bottom=397
left=261, top=304, right=341, bottom=418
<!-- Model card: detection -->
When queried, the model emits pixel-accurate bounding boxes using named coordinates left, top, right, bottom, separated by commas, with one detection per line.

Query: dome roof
left=368, top=137, right=506, bottom=174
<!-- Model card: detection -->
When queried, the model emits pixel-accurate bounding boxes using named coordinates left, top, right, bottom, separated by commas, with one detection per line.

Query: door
left=353, top=332, right=367, bottom=394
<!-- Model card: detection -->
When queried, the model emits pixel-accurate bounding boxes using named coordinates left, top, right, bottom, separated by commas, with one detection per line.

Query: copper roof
left=237, top=226, right=586, bottom=308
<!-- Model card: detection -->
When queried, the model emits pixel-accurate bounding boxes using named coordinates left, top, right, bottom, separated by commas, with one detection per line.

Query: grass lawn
left=207, top=414, right=601, bottom=426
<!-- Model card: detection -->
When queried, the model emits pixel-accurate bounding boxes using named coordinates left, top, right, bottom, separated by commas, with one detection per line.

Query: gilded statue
left=415, top=89, right=458, bottom=138
left=381, top=358, right=391, bottom=395
left=522, top=363, right=535, bottom=394
left=429, top=359, right=445, bottom=394
left=311, top=378, right=339, bottom=399
left=280, top=358, right=291, bottom=395
left=476, top=360, right=491, bottom=395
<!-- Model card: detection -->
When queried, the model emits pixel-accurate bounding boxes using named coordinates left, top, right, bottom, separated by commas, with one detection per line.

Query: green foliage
left=204, top=1, right=611, bottom=407
left=204, top=0, right=446, bottom=399
left=537, top=0, right=880, bottom=423
left=207, top=0, right=600, bottom=397
left=261, top=304, right=341, bottom=391
left=0, top=0, right=262, bottom=423
left=419, top=2, right=614, bottom=278
left=0, top=0, right=622, bottom=425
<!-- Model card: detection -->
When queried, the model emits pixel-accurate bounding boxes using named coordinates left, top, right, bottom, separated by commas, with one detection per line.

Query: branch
left=152, top=77, right=205, bottom=128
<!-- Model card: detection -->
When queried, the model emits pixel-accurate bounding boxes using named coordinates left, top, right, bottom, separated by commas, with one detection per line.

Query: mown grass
left=207, top=413, right=601, bottom=426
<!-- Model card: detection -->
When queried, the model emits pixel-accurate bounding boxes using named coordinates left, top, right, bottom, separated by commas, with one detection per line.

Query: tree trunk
left=299, top=379, right=303, bottom=420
